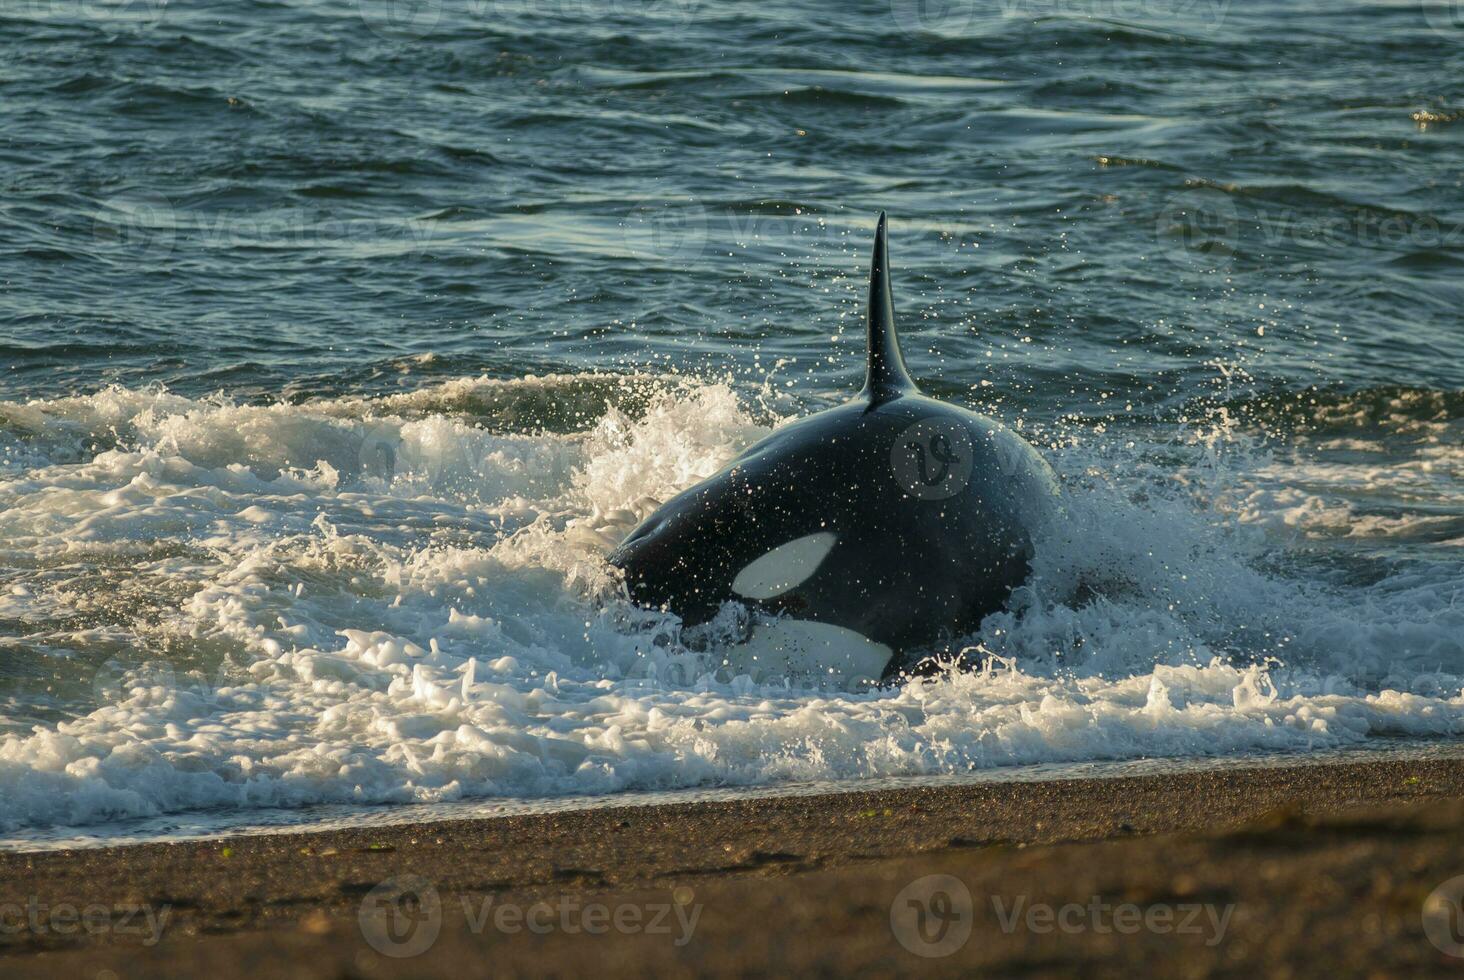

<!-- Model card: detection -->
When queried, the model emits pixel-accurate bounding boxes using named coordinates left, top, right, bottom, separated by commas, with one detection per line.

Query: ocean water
left=1, top=0, right=1462, bottom=844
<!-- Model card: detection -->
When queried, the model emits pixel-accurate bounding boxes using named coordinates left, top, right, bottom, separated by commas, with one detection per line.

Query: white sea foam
left=0, top=376, right=1461, bottom=833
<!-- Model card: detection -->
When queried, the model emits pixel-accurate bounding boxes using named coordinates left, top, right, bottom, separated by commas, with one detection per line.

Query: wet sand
left=5, top=755, right=1464, bottom=977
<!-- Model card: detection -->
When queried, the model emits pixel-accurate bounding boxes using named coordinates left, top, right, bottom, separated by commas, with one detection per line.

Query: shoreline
left=11, top=738, right=1464, bottom=854
left=4, top=755, right=1464, bottom=975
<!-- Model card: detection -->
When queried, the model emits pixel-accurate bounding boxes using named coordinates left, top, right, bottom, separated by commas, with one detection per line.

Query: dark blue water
left=0, top=1, right=1462, bottom=842
left=3, top=0, right=1461, bottom=410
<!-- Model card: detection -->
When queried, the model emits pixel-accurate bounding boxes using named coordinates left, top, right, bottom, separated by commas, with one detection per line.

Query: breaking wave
left=0, top=374, right=1461, bottom=833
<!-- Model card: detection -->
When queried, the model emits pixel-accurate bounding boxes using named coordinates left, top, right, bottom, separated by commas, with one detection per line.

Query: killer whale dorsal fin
left=859, top=211, right=918, bottom=404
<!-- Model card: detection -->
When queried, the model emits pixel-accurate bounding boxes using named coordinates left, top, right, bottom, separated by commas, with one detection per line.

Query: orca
left=609, top=213, right=1060, bottom=683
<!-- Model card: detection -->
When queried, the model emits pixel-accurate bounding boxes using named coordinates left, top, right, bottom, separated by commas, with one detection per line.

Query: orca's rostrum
left=610, top=213, right=1060, bottom=682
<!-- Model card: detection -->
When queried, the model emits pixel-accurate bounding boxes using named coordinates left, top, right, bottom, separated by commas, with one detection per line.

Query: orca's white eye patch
left=732, top=532, right=837, bottom=600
